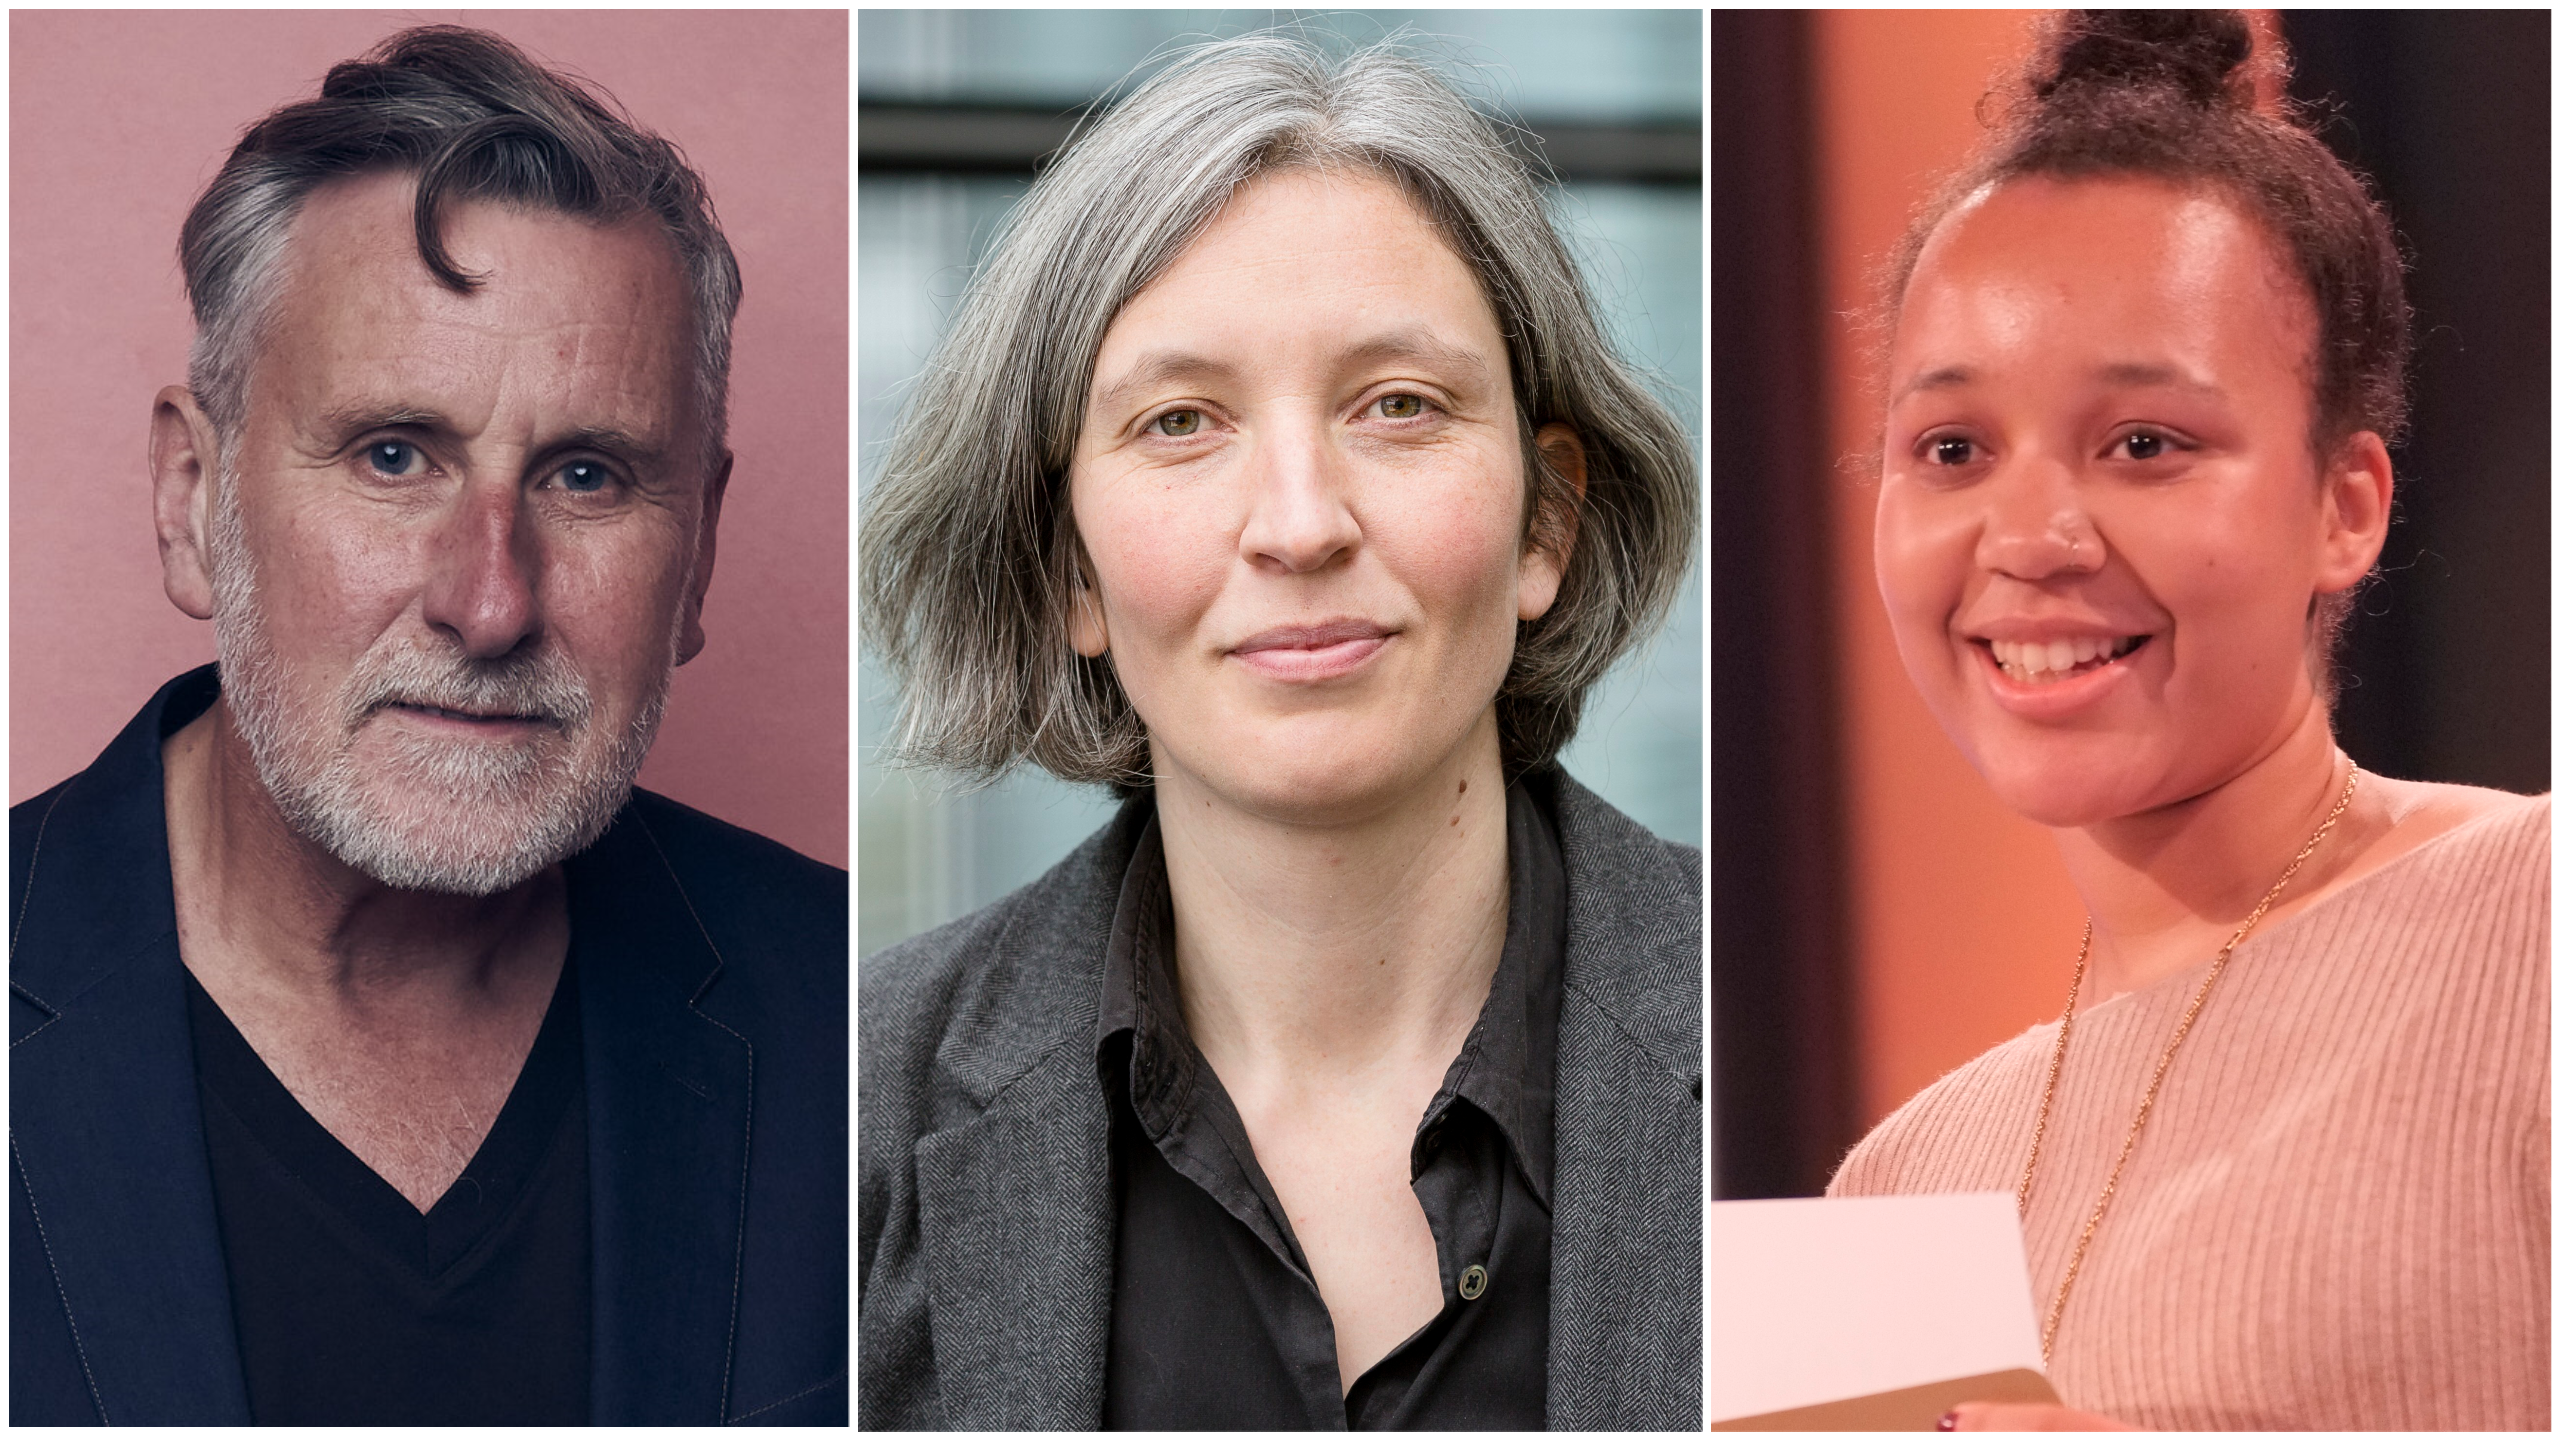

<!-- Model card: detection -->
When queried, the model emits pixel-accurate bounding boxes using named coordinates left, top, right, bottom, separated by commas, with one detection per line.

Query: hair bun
left=2035, top=10, right=2256, bottom=110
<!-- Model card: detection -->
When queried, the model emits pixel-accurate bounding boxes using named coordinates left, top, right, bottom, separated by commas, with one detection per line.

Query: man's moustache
left=344, top=650, right=593, bottom=730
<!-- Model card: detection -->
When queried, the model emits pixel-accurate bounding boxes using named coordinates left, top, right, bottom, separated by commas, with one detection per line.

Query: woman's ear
left=1520, top=421, right=1588, bottom=622
left=1068, top=547, right=1110, bottom=657
left=2314, top=429, right=2393, bottom=595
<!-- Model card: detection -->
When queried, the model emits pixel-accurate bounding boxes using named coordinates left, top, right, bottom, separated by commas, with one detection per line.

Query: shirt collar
left=1093, top=807, right=1195, bottom=1130
left=1092, top=778, right=1564, bottom=1204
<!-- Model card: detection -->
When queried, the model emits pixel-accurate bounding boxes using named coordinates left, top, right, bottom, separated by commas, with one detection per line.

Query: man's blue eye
left=368, top=441, right=418, bottom=475
left=559, top=460, right=611, bottom=493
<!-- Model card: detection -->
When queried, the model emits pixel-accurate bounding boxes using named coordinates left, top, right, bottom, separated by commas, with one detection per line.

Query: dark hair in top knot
left=2035, top=9, right=2257, bottom=110
left=1889, top=9, right=2406, bottom=455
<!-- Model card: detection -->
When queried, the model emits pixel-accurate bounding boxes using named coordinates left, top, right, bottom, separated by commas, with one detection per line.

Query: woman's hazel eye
left=1378, top=394, right=1425, bottom=420
left=367, top=441, right=421, bottom=476
left=1154, top=410, right=1201, bottom=437
left=1930, top=436, right=1974, bottom=466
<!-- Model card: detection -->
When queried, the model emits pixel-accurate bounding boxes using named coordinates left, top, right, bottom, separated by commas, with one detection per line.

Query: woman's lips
left=1229, top=622, right=1392, bottom=682
left=1986, top=633, right=2147, bottom=684
left=1969, top=633, right=2151, bottom=718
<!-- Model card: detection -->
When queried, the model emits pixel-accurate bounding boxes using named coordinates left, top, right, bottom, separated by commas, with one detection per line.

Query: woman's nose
left=1974, top=456, right=2105, bottom=580
left=1237, top=416, right=1361, bottom=574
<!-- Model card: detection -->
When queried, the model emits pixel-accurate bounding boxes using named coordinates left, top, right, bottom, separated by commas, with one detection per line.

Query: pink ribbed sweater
left=1831, top=796, right=2551, bottom=1431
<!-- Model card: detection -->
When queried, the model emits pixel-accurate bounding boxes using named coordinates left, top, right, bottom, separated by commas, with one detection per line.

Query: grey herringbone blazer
left=858, top=772, right=1701, bottom=1429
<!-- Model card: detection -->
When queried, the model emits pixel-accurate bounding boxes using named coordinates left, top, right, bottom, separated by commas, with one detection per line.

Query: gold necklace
left=2014, top=759, right=2360, bottom=1365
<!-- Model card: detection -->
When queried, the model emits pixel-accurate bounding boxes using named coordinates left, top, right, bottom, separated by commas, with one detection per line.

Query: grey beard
left=204, top=469, right=680, bottom=896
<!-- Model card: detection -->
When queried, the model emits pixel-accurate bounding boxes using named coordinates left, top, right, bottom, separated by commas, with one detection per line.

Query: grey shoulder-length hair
left=862, top=31, right=1697, bottom=788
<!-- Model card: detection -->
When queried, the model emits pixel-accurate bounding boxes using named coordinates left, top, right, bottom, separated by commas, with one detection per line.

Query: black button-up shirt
left=1097, top=779, right=1565, bottom=1430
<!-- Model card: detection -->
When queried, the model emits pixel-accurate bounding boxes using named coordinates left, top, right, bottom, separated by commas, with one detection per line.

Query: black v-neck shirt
left=185, top=957, right=591, bottom=1424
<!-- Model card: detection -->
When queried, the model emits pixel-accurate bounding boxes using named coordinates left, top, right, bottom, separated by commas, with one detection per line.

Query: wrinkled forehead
left=248, top=171, right=703, bottom=449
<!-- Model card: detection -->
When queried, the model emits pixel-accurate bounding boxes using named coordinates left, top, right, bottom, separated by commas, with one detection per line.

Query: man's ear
left=675, top=450, right=732, bottom=666
left=151, top=386, right=224, bottom=621
left=1519, top=421, right=1588, bottom=623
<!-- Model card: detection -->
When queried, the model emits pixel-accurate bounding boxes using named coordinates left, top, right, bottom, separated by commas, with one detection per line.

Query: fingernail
left=1936, top=1412, right=1961, bottom=1432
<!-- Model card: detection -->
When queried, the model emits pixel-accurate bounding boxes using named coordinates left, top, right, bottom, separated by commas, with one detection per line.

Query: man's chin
left=289, top=777, right=635, bottom=897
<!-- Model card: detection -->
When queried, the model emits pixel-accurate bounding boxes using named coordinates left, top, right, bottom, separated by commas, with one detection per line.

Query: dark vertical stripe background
left=1710, top=11, right=1856, bottom=1200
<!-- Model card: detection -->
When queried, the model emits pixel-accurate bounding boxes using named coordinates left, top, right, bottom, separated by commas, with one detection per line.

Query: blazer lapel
left=1544, top=774, right=1705, bottom=1430
left=10, top=675, right=252, bottom=1424
left=912, top=1043, right=1115, bottom=1429
left=574, top=810, right=755, bottom=1424
left=1547, top=992, right=1704, bottom=1428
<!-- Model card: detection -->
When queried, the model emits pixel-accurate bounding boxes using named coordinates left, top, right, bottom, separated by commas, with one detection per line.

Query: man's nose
left=421, top=479, right=541, bottom=658
left=1974, top=451, right=2105, bottom=580
left=1236, top=413, right=1360, bottom=574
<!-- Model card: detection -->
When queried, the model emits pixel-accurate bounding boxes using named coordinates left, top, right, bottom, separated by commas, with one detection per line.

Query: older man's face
left=204, top=170, right=719, bottom=894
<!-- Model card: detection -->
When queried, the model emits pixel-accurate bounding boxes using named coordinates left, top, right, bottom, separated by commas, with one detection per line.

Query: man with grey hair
left=11, top=27, right=844, bottom=1425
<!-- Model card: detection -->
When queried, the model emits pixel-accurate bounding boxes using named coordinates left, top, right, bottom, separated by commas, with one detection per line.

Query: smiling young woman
left=1827, top=11, right=2548, bottom=1433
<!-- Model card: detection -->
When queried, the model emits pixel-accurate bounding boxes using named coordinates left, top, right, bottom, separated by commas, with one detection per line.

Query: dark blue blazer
left=10, top=668, right=848, bottom=1424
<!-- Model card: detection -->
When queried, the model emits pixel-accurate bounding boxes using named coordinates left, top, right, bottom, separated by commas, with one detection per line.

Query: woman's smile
left=1955, top=604, right=2166, bottom=722
left=1227, top=619, right=1396, bottom=683
left=1967, top=631, right=2154, bottom=721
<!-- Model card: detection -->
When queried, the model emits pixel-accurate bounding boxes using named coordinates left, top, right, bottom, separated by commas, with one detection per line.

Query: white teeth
left=1987, top=634, right=2139, bottom=684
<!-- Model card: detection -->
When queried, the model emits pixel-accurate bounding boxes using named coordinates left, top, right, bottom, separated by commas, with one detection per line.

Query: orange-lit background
left=1808, top=11, right=2079, bottom=1131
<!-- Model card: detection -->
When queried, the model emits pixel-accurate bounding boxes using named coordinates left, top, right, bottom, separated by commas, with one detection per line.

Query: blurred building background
left=861, top=9, right=1702, bottom=957
left=1714, top=10, right=2550, bottom=1199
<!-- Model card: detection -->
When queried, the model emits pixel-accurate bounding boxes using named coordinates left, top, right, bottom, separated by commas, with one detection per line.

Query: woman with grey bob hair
left=864, top=33, right=1694, bottom=782
left=861, top=30, right=1698, bottom=1431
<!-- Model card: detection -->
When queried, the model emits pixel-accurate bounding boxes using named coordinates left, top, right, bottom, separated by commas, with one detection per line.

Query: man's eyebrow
left=306, top=405, right=673, bottom=467
left=552, top=425, right=673, bottom=468
left=310, top=403, right=450, bottom=439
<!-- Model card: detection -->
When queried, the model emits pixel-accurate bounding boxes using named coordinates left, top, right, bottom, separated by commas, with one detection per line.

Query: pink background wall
left=10, top=9, right=848, bottom=868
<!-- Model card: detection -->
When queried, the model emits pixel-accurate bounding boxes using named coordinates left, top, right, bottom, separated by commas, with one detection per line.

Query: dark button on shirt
left=188, top=954, right=591, bottom=1424
left=1098, top=779, right=1566, bottom=1430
